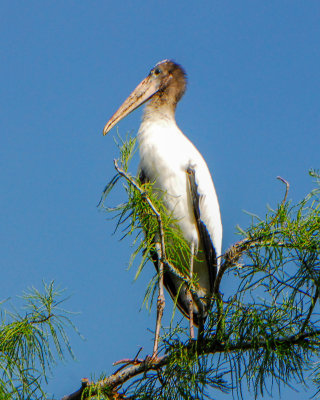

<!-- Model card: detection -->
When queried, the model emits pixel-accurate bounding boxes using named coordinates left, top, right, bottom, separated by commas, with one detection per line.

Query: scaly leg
left=152, top=243, right=165, bottom=358
left=188, top=242, right=195, bottom=339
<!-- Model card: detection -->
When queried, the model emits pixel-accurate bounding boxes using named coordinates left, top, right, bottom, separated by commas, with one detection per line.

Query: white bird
left=103, top=60, right=222, bottom=329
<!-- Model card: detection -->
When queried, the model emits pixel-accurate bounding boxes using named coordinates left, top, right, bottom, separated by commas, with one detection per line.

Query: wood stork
left=103, top=60, right=222, bottom=339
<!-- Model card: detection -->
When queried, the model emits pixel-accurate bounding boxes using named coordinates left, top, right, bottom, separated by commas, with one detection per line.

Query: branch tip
left=276, top=176, right=290, bottom=205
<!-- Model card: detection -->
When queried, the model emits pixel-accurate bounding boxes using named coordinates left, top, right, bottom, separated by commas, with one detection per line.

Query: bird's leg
left=153, top=243, right=165, bottom=359
left=188, top=242, right=195, bottom=339
left=197, top=306, right=205, bottom=343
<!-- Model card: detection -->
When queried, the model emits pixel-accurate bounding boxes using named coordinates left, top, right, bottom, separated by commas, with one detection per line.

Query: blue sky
left=1, top=1, right=319, bottom=398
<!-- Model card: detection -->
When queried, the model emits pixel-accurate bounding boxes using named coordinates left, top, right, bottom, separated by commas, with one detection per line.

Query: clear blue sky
left=1, top=1, right=319, bottom=399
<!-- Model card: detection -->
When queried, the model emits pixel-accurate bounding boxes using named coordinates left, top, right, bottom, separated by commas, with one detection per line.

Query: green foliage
left=0, top=282, right=77, bottom=400
left=97, top=136, right=320, bottom=399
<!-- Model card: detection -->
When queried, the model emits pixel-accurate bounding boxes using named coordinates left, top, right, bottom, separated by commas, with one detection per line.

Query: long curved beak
left=103, top=75, right=159, bottom=135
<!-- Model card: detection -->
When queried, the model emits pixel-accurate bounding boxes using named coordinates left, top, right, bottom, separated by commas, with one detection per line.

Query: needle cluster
left=0, top=282, right=77, bottom=399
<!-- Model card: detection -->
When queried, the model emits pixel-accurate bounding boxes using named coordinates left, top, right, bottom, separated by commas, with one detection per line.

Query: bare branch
left=61, top=329, right=320, bottom=400
left=214, top=237, right=258, bottom=295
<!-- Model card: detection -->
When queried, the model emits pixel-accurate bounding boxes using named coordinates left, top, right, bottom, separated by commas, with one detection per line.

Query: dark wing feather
left=186, top=166, right=218, bottom=293
left=138, top=169, right=147, bottom=185
left=139, top=167, right=218, bottom=325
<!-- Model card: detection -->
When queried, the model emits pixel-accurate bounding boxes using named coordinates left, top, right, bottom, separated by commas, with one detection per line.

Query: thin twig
left=133, top=346, right=143, bottom=361
left=153, top=244, right=165, bottom=358
left=269, top=176, right=290, bottom=226
left=30, top=314, right=54, bottom=325
left=113, top=354, right=144, bottom=366
left=114, top=159, right=167, bottom=263
left=112, top=347, right=144, bottom=373
left=277, top=176, right=290, bottom=206
left=213, top=232, right=287, bottom=296
left=214, top=238, right=254, bottom=295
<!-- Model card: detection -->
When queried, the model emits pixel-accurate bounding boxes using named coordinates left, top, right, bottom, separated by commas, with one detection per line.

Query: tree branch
left=90, top=148, right=320, bottom=400
left=214, top=237, right=260, bottom=295
left=61, top=329, right=320, bottom=400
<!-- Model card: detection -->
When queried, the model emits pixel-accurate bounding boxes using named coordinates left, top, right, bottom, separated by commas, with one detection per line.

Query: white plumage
left=104, top=60, right=222, bottom=323
left=138, top=107, right=222, bottom=314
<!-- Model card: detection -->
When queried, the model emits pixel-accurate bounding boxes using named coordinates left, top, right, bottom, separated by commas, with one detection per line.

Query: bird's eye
left=154, top=68, right=161, bottom=75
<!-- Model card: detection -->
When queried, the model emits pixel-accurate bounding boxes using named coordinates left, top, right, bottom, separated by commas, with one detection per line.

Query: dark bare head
left=148, top=60, right=187, bottom=108
left=103, top=60, right=187, bottom=135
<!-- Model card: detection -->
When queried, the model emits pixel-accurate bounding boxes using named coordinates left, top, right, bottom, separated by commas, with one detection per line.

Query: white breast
left=138, top=114, right=222, bottom=263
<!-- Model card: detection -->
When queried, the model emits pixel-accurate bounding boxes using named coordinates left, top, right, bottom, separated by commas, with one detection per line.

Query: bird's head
left=103, top=60, right=187, bottom=135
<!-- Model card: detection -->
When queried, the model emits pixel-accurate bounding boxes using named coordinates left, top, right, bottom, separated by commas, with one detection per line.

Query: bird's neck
left=142, top=100, right=176, bottom=124
left=139, top=101, right=181, bottom=145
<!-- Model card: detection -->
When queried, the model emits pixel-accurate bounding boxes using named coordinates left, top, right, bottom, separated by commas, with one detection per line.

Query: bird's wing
left=138, top=166, right=220, bottom=325
left=186, top=165, right=218, bottom=293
